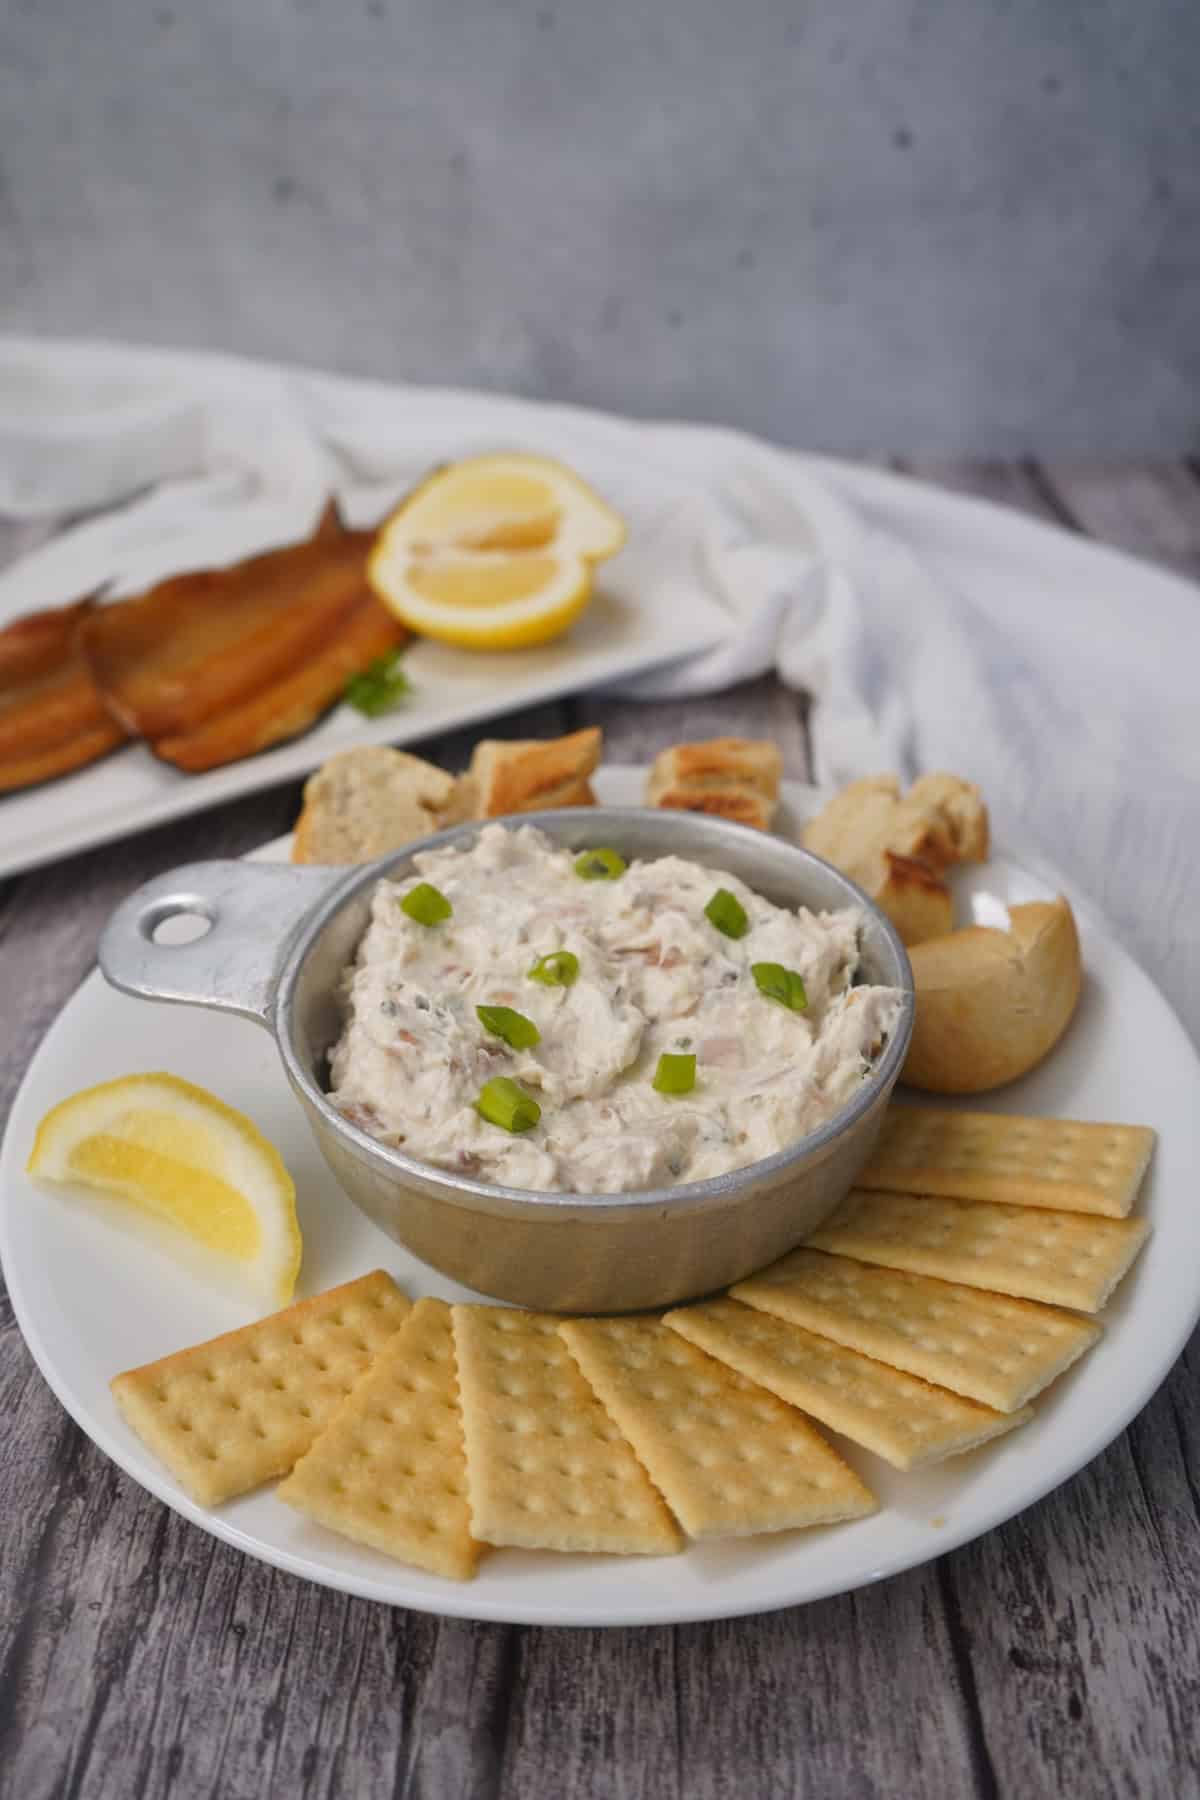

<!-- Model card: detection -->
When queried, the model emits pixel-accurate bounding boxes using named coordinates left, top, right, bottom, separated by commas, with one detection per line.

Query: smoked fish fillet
left=152, top=591, right=406, bottom=772
left=0, top=599, right=127, bottom=792
left=80, top=504, right=381, bottom=739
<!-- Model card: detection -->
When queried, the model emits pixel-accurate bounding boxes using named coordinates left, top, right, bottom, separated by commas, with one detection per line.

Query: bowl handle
left=98, top=860, right=345, bottom=1027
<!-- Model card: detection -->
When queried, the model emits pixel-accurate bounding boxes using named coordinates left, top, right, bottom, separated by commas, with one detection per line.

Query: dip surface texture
left=328, top=825, right=902, bottom=1193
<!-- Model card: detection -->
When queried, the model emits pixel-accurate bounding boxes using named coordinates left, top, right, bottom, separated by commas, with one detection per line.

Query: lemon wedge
left=27, top=1073, right=301, bottom=1305
left=368, top=452, right=626, bottom=650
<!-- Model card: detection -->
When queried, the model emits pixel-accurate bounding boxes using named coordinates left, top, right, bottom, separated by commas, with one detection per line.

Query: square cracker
left=110, top=1271, right=410, bottom=1507
left=451, top=1306, right=683, bottom=1555
left=859, top=1108, right=1155, bottom=1219
left=278, top=1297, right=483, bottom=1581
left=809, top=1189, right=1149, bottom=1313
left=560, top=1316, right=875, bottom=1537
left=732, top=1249, right=1100, bottom=1412
left=664, top=1297, right=1032, bottom=1471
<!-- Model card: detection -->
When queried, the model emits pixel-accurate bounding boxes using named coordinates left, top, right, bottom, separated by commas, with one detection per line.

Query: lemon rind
left=27, top=1072, right=301, bottom=1305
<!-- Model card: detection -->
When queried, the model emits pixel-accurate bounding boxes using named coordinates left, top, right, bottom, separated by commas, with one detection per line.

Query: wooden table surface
left=2, top=460, right=1198, bottom=1800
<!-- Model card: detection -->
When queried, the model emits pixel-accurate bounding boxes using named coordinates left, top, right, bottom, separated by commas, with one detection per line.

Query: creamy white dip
left=328, top=824, right=902, bottom=1194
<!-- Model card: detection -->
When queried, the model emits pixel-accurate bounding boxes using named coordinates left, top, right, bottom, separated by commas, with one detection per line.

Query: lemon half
left=28, top=1073, right=302, bottom=1305
left=368, top=452, right=626, bottom=650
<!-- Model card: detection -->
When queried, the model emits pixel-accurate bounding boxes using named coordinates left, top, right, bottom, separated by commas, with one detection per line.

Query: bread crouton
left=292, top=746, right=457, bottom=864
left=462, top=727, right=602, bottom=817
left=646, top=738, right=782, bottom=832
left=802, top=771, right=989, bottom=945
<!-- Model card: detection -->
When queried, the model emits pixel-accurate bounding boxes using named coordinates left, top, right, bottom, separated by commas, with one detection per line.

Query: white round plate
left=3, top=768, right=1198, bottom=1627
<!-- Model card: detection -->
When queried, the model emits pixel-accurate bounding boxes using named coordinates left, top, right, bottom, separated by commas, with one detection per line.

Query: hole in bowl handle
left=98, top=860, right=346, bottom=1027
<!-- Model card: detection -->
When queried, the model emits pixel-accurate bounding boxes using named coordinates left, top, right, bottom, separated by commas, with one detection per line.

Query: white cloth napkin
left=1, top=338, right=1195, bottom=1037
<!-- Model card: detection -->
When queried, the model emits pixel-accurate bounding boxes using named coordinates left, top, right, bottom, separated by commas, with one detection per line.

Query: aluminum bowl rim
left=274, top=807, right=915, bottom=1221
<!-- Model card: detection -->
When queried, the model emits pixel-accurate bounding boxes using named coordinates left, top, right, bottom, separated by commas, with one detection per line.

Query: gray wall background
left=1, top=0, right=1197, bottom=454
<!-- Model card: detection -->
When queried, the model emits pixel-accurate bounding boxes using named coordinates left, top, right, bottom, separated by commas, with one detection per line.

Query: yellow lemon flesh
left=368, top=452, right=626, bottom=650
left=27, top=1073, right=302, bottom=1306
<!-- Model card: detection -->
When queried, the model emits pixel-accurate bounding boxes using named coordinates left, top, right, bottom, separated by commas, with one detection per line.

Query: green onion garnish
left=476, top=1004, right=541, bottom=1049
left=344, top=647, right=410, bottom=717
left=528, top=949, right=580, bottom=988
left=574, top=847, right=627, bottom=881
left=751, top=961, right=808, bottom=1012
left=704, top=888, right=749, bottom=938
left=475, top=1076, right=541, bottom=1133
left=653, top=1052, right=697, bottom=1096
left=400, top=882, right=452, bottom=926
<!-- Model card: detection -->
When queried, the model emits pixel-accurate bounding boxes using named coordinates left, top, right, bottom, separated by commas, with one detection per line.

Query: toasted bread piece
left=646, top=738, right=782, bottom=832
left=646, top=784, right=774, bottom=830
left=803, top=776, right=937, bottom=876
left=907, top=773, right=990, bottom=863
left=802, top=771, right=990, bottom=943
left=292, top=746, right=457, bottom=864
left=153, top=592, right=406, bottom=773
left=647, top=738, right=783, bottom=800
left=463, top=727, right=602, bottom=817
left=81, top=505, right=382, bottom=739
left=873, top=851, right=954, bottom=946
left=0, top=598, right=127, bottom=791
left=803, top=774, right=988, bottom=881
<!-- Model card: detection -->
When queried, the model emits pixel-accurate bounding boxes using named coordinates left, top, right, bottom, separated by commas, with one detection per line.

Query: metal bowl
left=99, top=809, right=914, bottom=1312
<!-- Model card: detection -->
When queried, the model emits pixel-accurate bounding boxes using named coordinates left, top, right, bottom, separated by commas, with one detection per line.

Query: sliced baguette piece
left=645, top=783, right=774, bottom=830
left=464, top=726, right=602, bottom=817
left=292, top=746, right=458, bottom=864
left=647, top=738, right=783, bottom=799
left=646, top=737, right=782, bottom=831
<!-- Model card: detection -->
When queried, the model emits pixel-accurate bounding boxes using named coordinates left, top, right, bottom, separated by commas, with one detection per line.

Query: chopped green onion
left=476, top=1004, right=541, bottom=1050
left=574, top=847, right=627, bottom=881
left=475, top=1076, right=541, bottom=1133
left=704, top=887, right=749, bottom=938
left=528, top=949, right=580, bottom=988
left=344, top=647, right=410, bottom=717
left=751, top=961, right=808, bottom=1012
left=400, top=882, right=452, bottom=926
left=653, top=1052, right=697, bottom=1095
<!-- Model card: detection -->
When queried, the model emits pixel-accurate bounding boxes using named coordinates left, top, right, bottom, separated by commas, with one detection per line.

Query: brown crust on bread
left=647, top=738, right=782, bottom=800
left=802, top=770, right=991, bottom=937
left=467, top=727, right=602, bottom=817
left=648, top=784, right=773, bottom=830
left=646, top=737, right=781, bottom=831
left=873, top=851, right=954, bottom=946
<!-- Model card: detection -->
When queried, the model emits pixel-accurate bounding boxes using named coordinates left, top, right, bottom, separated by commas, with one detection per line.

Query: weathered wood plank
left=1034, top=462, right=1200, bottom=581
left=897, top=456, right=1071, bottom=527
left=942, top=1349, right=1200, bottom=1800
